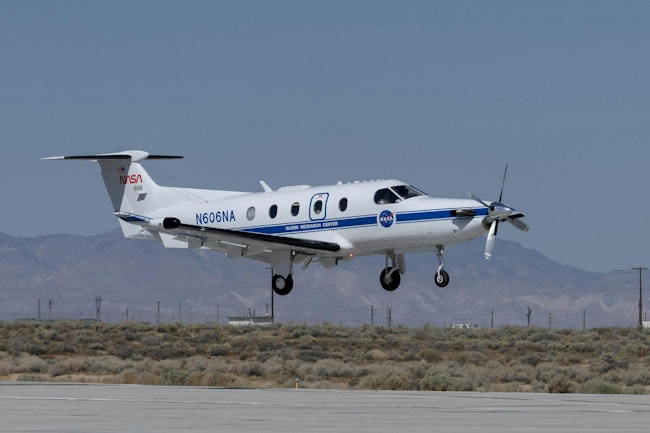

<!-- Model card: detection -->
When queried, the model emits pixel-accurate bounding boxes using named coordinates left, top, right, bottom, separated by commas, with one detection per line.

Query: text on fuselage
left=196, top=211, right=236, bottom=225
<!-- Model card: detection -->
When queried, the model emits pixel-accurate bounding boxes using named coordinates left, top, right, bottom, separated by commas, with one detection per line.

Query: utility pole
left=95, top=296, right=102, bottom=321
left=491, top=308, right=494, bottom=329
left=632, top=267, right=646, bottom=329
left=48, top=300, right=53, bottom=319
left=583, top=309, right=586, bottom=331
left=526, top=307, right=531, bottom=327
left=156, top=301, right=160, bottom=325
left=548, top=312, right=552, bottom=329
left=371, top=305, right=374, bottom=326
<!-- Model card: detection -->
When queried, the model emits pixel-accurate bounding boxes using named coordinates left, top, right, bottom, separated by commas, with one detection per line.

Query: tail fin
left=43, top=150, right=183, bottom=238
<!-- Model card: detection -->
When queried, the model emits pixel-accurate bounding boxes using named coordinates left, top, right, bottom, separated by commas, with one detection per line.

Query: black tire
left=272, top=274, right=294, bottom=296
left=434, top=269, right=450, bottom=288
left=379, top=268, right=401, bottom=291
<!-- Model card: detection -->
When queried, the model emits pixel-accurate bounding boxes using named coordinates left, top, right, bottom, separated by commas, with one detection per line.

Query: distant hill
left=0, top=229, right=642, bottom=328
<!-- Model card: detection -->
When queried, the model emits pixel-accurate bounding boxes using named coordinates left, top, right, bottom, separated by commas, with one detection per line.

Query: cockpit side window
left=392, top=185, right=425, bottom=200
left=374, top=188, right=401, bottom=205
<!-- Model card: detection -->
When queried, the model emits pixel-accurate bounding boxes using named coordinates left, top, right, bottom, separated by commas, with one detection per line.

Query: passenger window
left=246, top=206, right=256, bottom=221
left=313, top=200, right=323, bottom=215
left=374, top=188, right=400, bottom=205
left=339, top=197, right=348, bottom=212
left=291, top=202, right=300, bottom=216
left=269, top=204, right=278, bottom=219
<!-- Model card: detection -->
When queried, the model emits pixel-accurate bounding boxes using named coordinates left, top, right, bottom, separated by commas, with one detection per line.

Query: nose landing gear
left=434, top=245, right=450, bottom=288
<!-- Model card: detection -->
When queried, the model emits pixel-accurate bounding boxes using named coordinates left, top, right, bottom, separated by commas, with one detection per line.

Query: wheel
left=379, top=268, right=401, bottom=291
left=272, top=274, right=293, bottom=295
left=434, top=269, right=450, bottom=288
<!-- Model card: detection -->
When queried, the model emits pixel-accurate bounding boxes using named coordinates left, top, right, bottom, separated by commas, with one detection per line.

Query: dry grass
left=0, top=321, right=648, bottom=393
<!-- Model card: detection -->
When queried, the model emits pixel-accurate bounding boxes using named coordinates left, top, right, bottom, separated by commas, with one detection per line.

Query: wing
left=142, top=217, right=341, bottom=262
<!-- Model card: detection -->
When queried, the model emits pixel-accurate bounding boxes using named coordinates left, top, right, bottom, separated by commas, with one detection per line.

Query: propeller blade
left=485, top=220, right=498, bottom=260
left=469, top=193, right=490, bottom=207
left=498, top=163, right=508, bottom=202
left=507, top=217, right=529, bottom=232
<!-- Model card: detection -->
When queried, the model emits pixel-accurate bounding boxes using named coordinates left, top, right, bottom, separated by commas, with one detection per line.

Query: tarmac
left=1, top=382, right=649, bottom=432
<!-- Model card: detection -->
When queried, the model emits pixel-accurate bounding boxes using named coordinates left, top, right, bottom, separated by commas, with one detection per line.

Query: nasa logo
left=120, top=174, right=143, bottom=184
left=378, top=210, right=394, bottom=228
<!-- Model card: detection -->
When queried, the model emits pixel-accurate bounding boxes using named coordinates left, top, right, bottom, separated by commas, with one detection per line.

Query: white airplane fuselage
left=44, top=150, right=527, bottom=295
left=163, top=180, right=488, bottom=257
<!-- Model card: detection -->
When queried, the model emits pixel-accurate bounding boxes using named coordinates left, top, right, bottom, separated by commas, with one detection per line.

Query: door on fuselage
left=309, top=193, right=329, bottom=221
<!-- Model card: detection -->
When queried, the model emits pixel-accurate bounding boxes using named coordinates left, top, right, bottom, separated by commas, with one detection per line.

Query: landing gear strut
left=272, top=274, right=294, bottom=296
left=434, top=245, right=450, bottom=288
left=379, top=252, right=404, bottom=291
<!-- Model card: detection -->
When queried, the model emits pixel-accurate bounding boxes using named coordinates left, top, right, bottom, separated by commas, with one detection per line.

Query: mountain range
left=0, top=229, right=642, bottom=328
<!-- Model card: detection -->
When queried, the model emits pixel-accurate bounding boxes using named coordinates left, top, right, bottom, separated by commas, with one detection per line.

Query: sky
left=1, top=1, right=650, bottom=273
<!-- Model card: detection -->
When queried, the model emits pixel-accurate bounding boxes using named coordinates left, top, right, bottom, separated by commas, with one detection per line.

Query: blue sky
left=1, top=1, right=650, bottom=272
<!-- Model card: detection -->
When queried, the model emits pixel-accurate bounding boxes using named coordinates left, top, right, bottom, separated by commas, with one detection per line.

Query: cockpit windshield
left=374, top=185, right=425, bottom=204
left=392, top=185, right=425, bottom=200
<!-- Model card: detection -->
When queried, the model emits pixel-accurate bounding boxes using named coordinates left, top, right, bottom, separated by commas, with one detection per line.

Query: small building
left=446, top=323, right=480, bottom=329
left=643, top=321, right=650, bottom=329
left=228, top=316, right=274, bottom=327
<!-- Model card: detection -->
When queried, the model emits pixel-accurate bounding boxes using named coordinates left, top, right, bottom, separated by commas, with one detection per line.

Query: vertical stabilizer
left=42, top=150, right=183, bottom=236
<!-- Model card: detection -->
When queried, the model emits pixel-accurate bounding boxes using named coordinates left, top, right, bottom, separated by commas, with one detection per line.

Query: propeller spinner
left=471, top=164, right=529, bottom=260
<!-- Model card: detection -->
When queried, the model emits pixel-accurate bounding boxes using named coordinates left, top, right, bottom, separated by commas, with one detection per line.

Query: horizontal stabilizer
left=42, top=150, right=183, bottom=163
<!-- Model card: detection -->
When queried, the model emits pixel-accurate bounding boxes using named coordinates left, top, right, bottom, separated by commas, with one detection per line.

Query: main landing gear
left=380, top=253, right=405, bottom=291
left=272, top=274, right=294, bottom=296
left=379, top=246, right=450, bottom=291
left=380, top=267, right=401, bottom=291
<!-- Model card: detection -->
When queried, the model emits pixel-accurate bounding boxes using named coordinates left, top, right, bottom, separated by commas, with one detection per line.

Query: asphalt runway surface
left=1, top=382, right=649, bottom=432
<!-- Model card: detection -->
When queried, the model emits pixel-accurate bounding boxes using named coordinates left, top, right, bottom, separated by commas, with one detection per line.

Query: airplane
left=43, top=150, right=528, bottom=295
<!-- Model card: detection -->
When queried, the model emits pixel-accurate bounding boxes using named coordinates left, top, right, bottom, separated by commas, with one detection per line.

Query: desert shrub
left=366, top=349, right=388, bottom=361
left=582, top=380, right=621, bottom=394
left=48, top=357, right=89, bottom=376
left=160, top=369, right=191, bottom=385
left=207, top=343, right=230, bottom=357
left=521, top=354, right=541, bottom=366
left=419, top=348, right=442, bottom=363
left=625, top=384, right=647, bottom=395
left=297, top=349, right=329, bottom=362
left=590, top=354, right=627, bottom=373
left=9, top=353, right=48, bottom=374
left=116, top=346, right=135, bottom=360
left=359, top=371, right=413, bottom=390
left=419, top=372, right=452, bottom=391
left=547, top=374, right=578, bottom=393
left=623, top=364, right=650, bottom=386
left=238, top=361, right=265, bottom=377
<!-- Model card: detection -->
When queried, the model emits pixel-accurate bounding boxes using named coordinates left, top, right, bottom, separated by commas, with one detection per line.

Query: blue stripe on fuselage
left=238, top=207, right=486, bottom=235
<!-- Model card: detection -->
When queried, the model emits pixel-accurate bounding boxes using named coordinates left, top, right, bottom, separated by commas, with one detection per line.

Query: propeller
left=470, top=163, right=529, bottom=260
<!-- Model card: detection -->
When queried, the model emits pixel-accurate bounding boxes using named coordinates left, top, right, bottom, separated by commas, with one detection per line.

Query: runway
left=0, top=382, right=648, bottom=432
